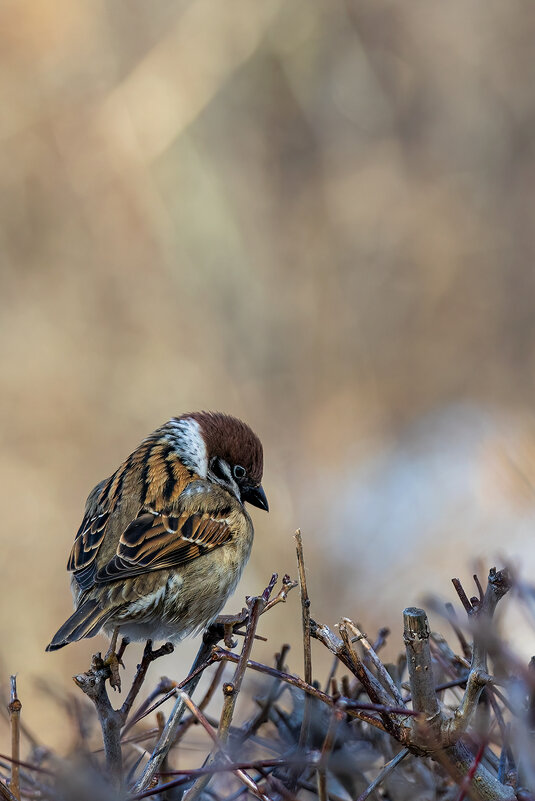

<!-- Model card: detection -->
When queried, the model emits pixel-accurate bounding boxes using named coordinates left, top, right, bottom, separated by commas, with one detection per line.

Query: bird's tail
left=46, top=598, right=115, bottom=651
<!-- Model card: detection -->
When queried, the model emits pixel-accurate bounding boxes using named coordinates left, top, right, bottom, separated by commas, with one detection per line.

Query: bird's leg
left=107, top=626, right=119, bottom=656
left=103, top=628, right=130, bottom=692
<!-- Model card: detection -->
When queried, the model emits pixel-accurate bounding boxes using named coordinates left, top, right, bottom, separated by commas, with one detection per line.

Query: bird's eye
left=233, top=465, right=246, bottom=480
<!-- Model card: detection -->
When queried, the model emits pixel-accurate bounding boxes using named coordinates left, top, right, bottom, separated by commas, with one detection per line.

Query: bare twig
left=452, top=579, right=473, bottom=614
left=263, top=574, right=298, bottom=614
left=120, top=641, right=174, bottom=726
left=73, top=654, right=124, bottom=784
left=342, top=619, right=404, bottom=706
left=122, top=676, right=177, bottom=735
left=0, top=755, right=52, bottom=776
left=74, top=639, right=173, bottom=785
left=456, top=739, right=488, bottom=801
left=18, top=559, right=527, bottom=799
left=238, top=644, right=290, bottom=741
left=323, top=655, right=339, bottom=695
left=372, top=627, right=390, bottom=653
left=182, top=577, right=276, bottom=801
left=445, top=602, right=472, bottom=659
left=295, top=529, right=312, bottom=752
left=219, top=582, right=275, bottom=742
left=210, top=647, right=391, bottom=731
left=133, top=574, right=290, bottom=794
left=444, top=568, right=512, bottom=744
left=439, top=741, right=515, bottom=801
left=132, top=759, right=300, bottom=801
left=131, top=625, right=222, bottom=792
left=313, top=619, right=407, bottom=740
left=8, top=677, right=21, bottom=801
left=177, top=690, right=272, bottom=801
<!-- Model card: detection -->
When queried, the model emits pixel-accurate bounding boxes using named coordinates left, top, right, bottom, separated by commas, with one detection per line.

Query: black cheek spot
left=211, top=458, right=228, bottom=482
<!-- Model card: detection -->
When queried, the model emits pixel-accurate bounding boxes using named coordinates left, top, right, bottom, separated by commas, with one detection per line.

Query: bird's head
left=168, top=411, right=268, bottom=511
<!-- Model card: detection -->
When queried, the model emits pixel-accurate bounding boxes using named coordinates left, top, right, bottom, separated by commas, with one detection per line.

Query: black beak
left=242, top=484, right=269, bottom=512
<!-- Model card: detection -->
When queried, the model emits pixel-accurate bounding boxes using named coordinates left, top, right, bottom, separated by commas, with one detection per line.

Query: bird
left=46, top=412, right=268, bottom=653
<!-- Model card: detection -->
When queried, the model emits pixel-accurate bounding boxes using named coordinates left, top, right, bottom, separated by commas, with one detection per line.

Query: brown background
left=2, top=0, right=535, bottom=752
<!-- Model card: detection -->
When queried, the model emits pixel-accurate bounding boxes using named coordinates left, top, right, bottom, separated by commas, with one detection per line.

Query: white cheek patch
left=168, top=418, right=208, bottom=477
left=207, top=458, right=241, bottom=502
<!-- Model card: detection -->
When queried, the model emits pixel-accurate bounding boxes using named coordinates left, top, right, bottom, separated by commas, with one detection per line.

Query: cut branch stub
left=403, top=607, right=442, bottom=747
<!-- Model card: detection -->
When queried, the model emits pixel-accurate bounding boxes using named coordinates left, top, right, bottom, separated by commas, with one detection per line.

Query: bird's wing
left=93, top=506, right=233, bottom=584
left=67, top=478, right=111, bottom=591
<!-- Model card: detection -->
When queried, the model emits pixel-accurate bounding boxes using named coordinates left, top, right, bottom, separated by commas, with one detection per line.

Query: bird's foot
left=103, top=631, right=130, bottom=692
left=223, top=623, right=238, bottom=649
left=214, top=611, right=249, bottom=648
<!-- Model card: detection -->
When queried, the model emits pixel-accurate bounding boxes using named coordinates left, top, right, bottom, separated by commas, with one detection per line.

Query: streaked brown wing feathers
left=94, top=509, right=232, bottom=584
left=67, top=510, right=110, bottom=591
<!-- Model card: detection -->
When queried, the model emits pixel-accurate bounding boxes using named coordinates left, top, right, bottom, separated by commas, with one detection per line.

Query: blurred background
left=2, top=0, right=535, bottom=753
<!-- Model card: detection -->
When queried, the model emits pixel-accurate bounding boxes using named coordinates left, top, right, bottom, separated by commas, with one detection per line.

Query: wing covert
left=94, top=509, right=232, bottom=584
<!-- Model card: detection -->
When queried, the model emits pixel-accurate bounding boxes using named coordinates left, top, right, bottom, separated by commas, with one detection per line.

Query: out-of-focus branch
left=308, top=568, right=515, bottom=800
left=294, top=529, right=312, bottom=751
left=403, top=569, right=513, bottom=751
left=130, top=627, right=221, bottom=793
left=401, top=568, right=516, bottom=801
left=440, top=741, right=515, bottom=801
left=444, top=568, right=512, bottom=744
left=8, top=677, right=21, bottom=801
left=0, top=781, right=18, bottom=801
left=178, top=690, right=272, bottom=801
left=316, top=701, right=345, bottom=801
left=355, top=749, right=409, bottom=801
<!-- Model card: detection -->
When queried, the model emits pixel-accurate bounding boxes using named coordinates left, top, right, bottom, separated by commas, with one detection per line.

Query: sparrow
left=46, top=412, right=268, bottom=651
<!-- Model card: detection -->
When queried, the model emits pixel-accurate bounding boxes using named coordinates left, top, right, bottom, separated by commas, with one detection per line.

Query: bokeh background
left=2, top=0, right=535, bottom=752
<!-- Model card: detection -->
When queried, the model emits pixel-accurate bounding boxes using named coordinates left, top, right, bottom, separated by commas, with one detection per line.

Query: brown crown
left=188, top=412, right=264, bottom=485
